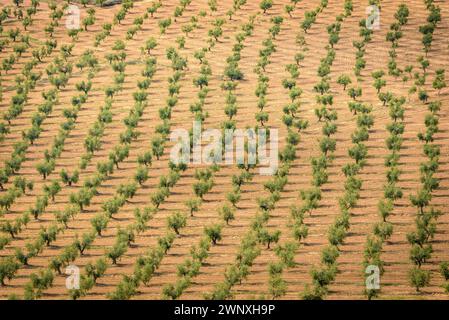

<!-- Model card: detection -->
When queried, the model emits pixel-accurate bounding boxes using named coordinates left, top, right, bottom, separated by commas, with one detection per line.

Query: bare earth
left=0, top=0, right=448, bottom=300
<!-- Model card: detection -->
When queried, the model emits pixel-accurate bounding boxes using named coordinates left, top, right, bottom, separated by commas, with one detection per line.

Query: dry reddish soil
left=0, top=0, right=448, bottom=300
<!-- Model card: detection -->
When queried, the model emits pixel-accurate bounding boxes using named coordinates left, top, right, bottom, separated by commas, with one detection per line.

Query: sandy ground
left=0, top=0, right=448, bottom=300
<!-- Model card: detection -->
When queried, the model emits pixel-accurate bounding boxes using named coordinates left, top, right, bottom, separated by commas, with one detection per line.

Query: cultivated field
left=0, top=0, right=448, bottom=300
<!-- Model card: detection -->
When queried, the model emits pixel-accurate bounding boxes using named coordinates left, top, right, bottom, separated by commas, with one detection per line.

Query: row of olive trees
left=158, top=0, right=191, bottom=35
left=159, top=7, right=257, bottom=298
left=163, top=166, right=222, bottom=299
left=189, top=2, right=282, bottom=298
left=106, top=44, right=193, bottom=300
left=110, top=3, right=236, bottom=298
left=362, top=4, right=409, bottom=299
left=0, top=0, right=100, bottom=190
left=1, top=0, right=90, bottom=142
left=384, top=5, right=408, bottom=79
left=152, top=12, right=254, bottom=301
left=0, top=1, right=153, bottom=296
left=284, top=0, right=301, bottom=17
left=365, top=82, right=406, bottom=300
left=407, top=0, right=442, bottom=294
left=1, top=0, right=100, bottom=141
left=253, top=13, right=292, bottom=300
left=302, top=0, right=354, bottom=300
left=67, top=54, right=162, bottom=300
left=26, top=51, right=158, bottom=300
left=0, top=87, right=55, bottom=187
left=0, top=14, right=133, bottom=254
left=0, top=89, right=61, bottom=217
left=0, top=1, right=39, bottom=75
left=206, top=10, right=287, bottom=300
left=1, top=6, right=156, bottom=294
left=164, top=222, right=222, bottom=298
left=217, top=17, right=256, bottom=246
left=91, top=0, right=137, bottom=45
left=266, top=0, right=326, bottom=299
left=352, top=14, right=373, bottom=78
left=300, top=0, right=332, bottom=34
left=253, top=16, right=283, bottom=129
left=0, top=179, right=33, bottom=238
left=0, top=50, right=96, bottom=254
left=79, top=40, right=130, bottom=169
left=71, top=41, right=189, bottom=300
left=36, top=50, right=97, bottom=181
left=0, top=2, right=82, bottom=252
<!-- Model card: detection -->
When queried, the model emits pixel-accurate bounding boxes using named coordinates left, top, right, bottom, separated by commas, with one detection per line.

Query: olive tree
left=167, top=211, right=187, bottom=235
left=204, top=224, right=222, bottom=245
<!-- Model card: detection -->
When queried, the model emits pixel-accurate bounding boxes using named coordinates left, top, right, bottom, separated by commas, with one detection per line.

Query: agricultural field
left=0, top=0, right=448, bottom=301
